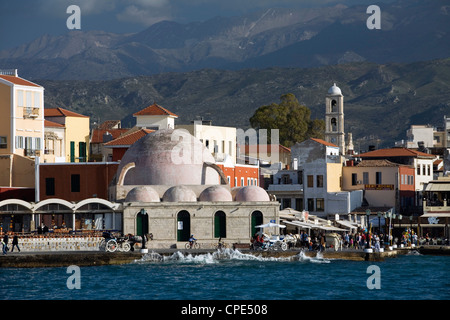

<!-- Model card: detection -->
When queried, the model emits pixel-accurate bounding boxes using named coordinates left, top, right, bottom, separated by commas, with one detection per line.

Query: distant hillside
left=37, top=58, right=450, bottom=151
left=0, top=0, right=448, bottom=80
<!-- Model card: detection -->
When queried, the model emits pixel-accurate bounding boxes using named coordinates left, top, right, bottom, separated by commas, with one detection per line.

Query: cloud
left=116, top=3, right=172, bottom=26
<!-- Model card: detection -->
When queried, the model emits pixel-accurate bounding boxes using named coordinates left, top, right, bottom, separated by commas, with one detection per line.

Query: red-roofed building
left=133, top=103, right=178, bottom=130
left=44, top=107, right=90, bottom=162
left=359, top=147, right=435, bottom=205
left=90, top=120, right=129, bottom=162
left=103, top=128, right=154, bottom=161
left=0, top=69, right=44, bottom=188
left=343, top=159, right=416, bottom=215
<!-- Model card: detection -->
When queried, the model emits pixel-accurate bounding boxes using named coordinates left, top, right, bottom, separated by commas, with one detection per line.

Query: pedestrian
left=11, top=235, right=20, bottom=252
left=2, top=234, right=9, bottom=255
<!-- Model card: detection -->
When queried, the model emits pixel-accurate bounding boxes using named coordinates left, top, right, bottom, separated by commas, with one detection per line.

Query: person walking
left=11, top=235, right=20, bottom=252
left=2, top=234, right=9, bottom=255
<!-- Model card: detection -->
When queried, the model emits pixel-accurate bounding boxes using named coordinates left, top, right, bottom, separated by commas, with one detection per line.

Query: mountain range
left=0, top=0, right=449, bottom=80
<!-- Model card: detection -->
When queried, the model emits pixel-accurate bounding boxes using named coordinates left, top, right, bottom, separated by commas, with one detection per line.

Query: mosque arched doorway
left=136, top=209, right=148, bottom=237
left=251, top=211, right=263, bottom=236
left=177, top=210, right=191, bottom=241
left=214, top=211, right=226, bottom=238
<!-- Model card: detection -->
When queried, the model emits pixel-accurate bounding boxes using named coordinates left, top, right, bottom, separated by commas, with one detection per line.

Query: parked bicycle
left=100, top=232, right=132, bottom=252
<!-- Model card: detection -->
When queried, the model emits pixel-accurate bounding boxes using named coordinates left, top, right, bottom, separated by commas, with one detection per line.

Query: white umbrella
left=255, top=222, right=286, bottom=229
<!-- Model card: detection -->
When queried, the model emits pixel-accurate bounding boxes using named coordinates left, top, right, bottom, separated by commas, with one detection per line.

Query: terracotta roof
left=133, top=103, right=178, bottom=117
left=44, top=120, right=65, bottom=128
left=98, top=120, right=121, bottom=130
left=0, top=74, right=41, bottom=88
left=91, top=128, right=129, bottom=144
left=310, top=138, right=338, bottom=148
left=359, top=147, right=434, bottom=158
left=356, top=159, right=406, bottom=167
left=103, top=128, right=154, bottom=147
left=45, top=107, right=89, bottom=118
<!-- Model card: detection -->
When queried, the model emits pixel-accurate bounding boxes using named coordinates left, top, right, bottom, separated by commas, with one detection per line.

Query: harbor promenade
left=1, top=245, right=447, bottom=268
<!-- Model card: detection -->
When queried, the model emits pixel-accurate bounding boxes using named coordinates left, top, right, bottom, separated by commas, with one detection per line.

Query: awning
left=318, top=225, right=347, bottom=232
left=425, top=183, right=450, bottom=192
left=282, top=220, right=313, bottom=229
left=336, top=220, right=359, bottom=229
left=421, top=213, right=450, bottom=218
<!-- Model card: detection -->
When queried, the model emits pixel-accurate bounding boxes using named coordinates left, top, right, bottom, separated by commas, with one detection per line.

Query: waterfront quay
left=1, top=245, right=448, bottom=268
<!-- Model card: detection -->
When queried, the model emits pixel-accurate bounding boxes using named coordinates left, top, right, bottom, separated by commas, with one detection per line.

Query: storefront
left=0, top=198, right=122, bottom=234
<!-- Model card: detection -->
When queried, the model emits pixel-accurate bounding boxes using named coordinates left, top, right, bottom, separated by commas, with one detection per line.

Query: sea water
left=1, top=249, right=449, bottom=300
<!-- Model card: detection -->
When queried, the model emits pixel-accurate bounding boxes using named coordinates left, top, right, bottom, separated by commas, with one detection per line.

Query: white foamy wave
left=297, top=250, right=331, bottom=264
left=135, top=248, right=332, bottom=264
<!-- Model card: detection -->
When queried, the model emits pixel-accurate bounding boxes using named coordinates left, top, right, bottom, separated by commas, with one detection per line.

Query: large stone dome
left=125, top=186, right=160, bottom=202
left=199, top=185, right=232, bottom=202
left=117, top=129, right=220, bottom=186
left=234, top=186, right=270, bottom=202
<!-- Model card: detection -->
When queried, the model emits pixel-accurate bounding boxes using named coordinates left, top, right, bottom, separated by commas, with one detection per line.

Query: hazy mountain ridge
left=1, top=0, right=448, bottom=80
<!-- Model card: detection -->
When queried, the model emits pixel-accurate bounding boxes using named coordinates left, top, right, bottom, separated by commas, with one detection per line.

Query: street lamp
left=377, top=211, right=382, bottom=234
left=366, top=209, right=371, bottom=249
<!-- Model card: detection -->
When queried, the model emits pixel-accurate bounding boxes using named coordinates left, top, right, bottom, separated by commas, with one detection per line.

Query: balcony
left=23, top=107, right=39, bottom=118
left=24, top=149, right=40, bottom=157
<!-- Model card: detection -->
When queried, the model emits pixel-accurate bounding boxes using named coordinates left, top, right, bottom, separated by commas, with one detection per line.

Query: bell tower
left=325, top=83, right=345, bottom=155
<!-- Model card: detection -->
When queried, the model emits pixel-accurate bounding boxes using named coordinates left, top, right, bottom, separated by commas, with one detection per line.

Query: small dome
left=328, top=83, right=342, bottom=96
left=235, top=186, right=270, bottom=202
left=162, top=185, right=197, bottom=202
left=199, top=186, right=232, bottom=202
left=125, top=186, right=160, bottom=202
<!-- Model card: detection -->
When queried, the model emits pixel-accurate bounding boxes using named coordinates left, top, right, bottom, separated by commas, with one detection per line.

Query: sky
left=0, top=0, right=394, bottom=51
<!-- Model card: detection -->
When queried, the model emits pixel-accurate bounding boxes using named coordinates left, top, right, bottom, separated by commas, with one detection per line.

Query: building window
left=297, top=171, right=303, bottom=184
left=331, top=118, right=337, bottom=132
left=234, top=177, right=237, bottom=187
left=427, top=164, right=431, bottom=176
left=34, top=92, right=40, bottom=108
left=363, top=172, right=369, bottom=184
left=351, top=173, right=357, bottom=186
left=71, top=174, right=80, bottom=192
left=316, top=198, right=325, bottom=211
left=0, top=136, right=7, bottom=149
left=241, top=177, right=244, bottom=186
left=15, top=136, right=24, bottom=149
left=307, top=198, right=314, bottom=211
left=17, top=90, right=24, bottom=106
left=79, top=141, right=86, bottom=162
left=316, top=175, right=323, bottom=188
left=45, top=178, right=55, bottom=196
left=376, top=172, right=382, bottom=184
left=26, top=91, right=32, bottom=108
left=417, top=165, right=420, bottom=175
left=295, top=198, right=303, bottom=211
left=282, top=198, right=291, bottom=209
left=307, top=175, right=314, bottom=188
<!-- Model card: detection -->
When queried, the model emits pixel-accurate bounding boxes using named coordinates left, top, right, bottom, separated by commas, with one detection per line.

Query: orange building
left=217, top=163, right=259, bottom=188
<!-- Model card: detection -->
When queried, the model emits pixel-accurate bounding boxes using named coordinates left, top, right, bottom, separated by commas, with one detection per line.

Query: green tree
left=249, top=93, right=324, bottom=147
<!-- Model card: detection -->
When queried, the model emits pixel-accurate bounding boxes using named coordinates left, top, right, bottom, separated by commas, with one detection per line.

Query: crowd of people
left=250, top=227, right=450, bottom=252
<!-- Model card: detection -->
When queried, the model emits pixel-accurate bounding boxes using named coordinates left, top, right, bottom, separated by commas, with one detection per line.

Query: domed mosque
left=111, top=128, right=279, bottom=249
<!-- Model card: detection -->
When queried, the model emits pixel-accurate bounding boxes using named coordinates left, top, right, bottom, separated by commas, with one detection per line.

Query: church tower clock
left=325, top=83, right=345, bottom=155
